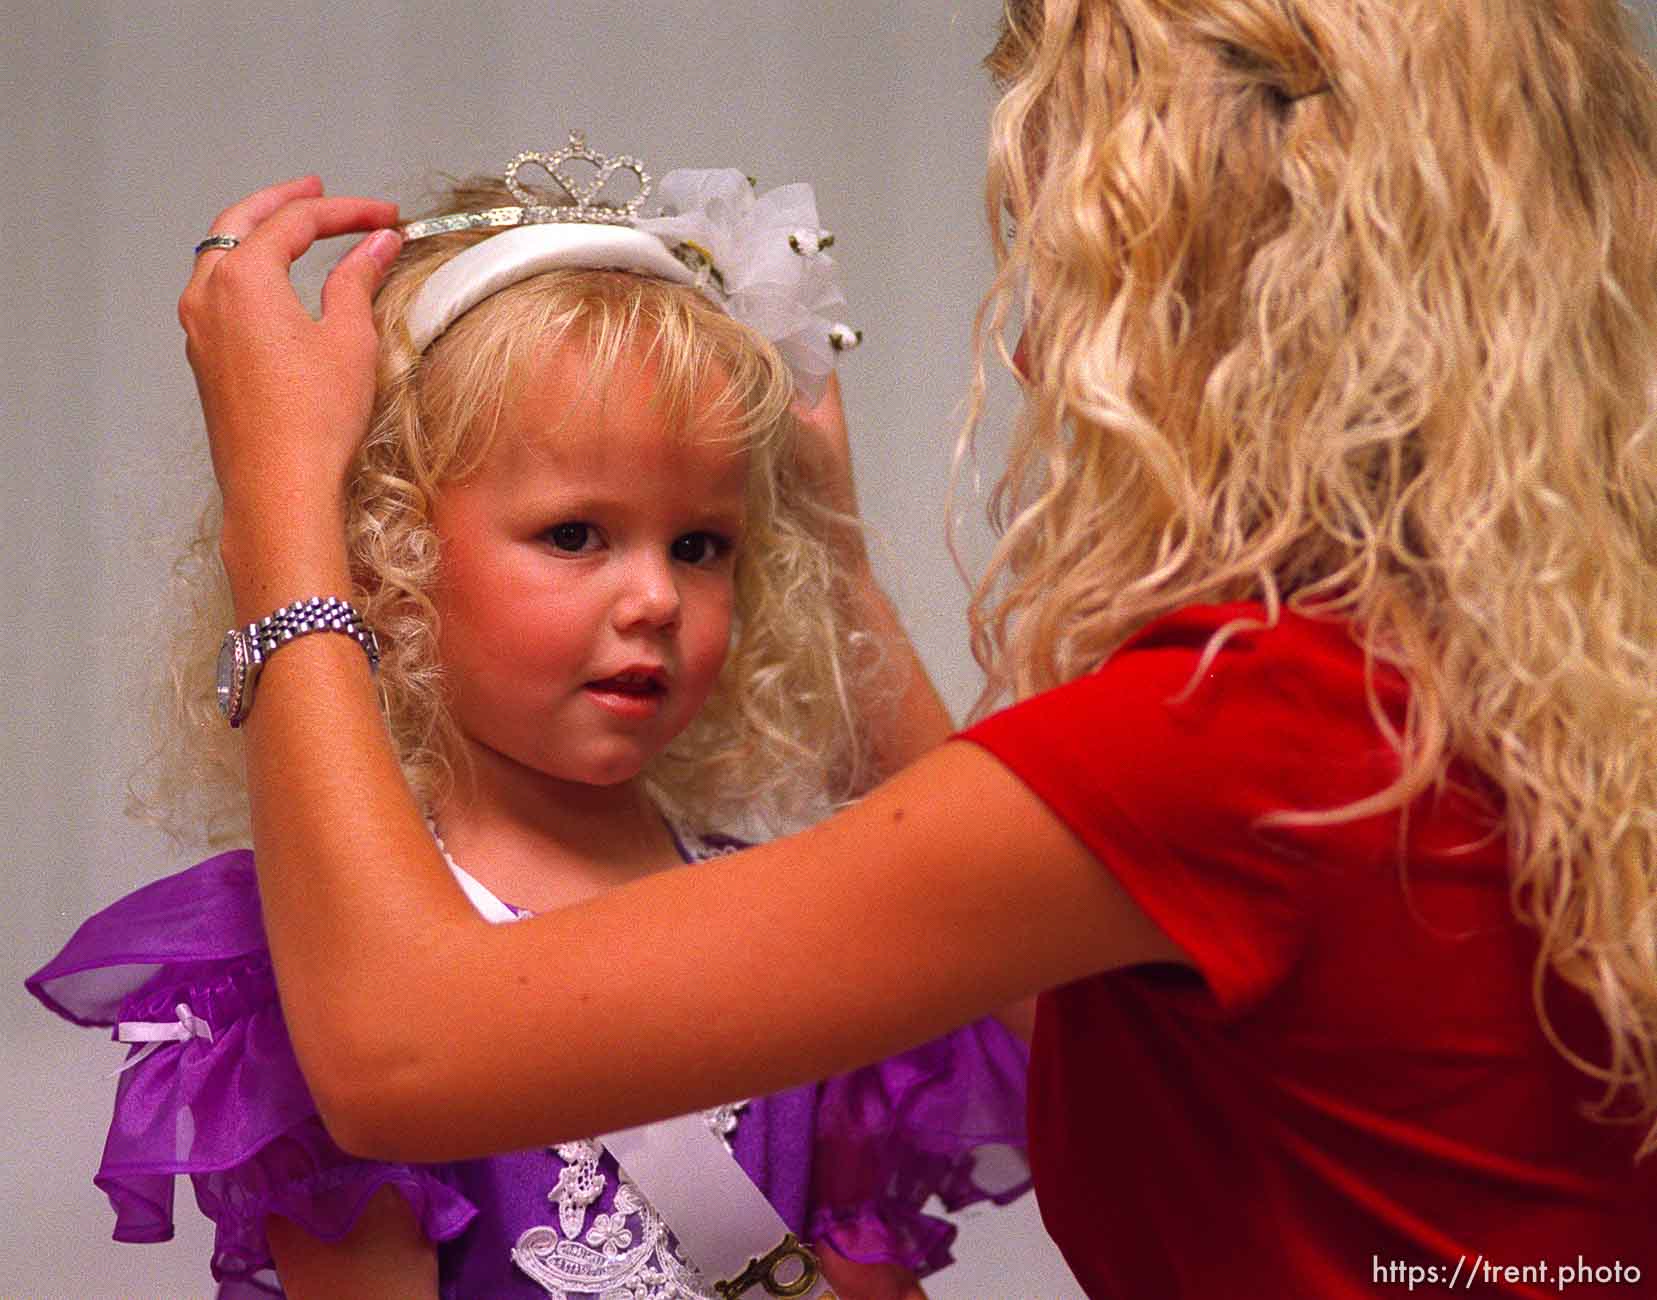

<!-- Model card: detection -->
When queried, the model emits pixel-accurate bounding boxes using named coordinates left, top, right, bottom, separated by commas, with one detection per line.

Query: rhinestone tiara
left=401, top=132, right=651, bottom=241
left=397, top=134, right=860, bottom=402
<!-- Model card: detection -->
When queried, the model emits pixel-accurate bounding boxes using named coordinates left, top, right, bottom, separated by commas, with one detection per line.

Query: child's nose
left=612, top=553, right=681, bottom=631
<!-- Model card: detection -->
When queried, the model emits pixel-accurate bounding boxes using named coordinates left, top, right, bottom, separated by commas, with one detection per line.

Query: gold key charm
left=714, top=1233, right=836, bottom=1299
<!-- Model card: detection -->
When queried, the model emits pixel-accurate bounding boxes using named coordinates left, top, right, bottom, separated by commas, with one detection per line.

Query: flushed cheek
left=677, top=599, right=736, bottom=698
left=442, top=589, right=596, bottom=698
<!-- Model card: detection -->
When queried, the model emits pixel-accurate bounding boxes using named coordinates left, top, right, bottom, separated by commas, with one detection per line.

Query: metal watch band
left=217, top=595, right=380, bottom=727
left=249, top=594, right=381, bottom=669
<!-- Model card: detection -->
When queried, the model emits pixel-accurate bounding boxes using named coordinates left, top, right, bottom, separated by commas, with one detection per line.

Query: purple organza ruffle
left=30, top=850, right=1029, bottom=1288
left=808, top=1017, right=1031, bottom=1274
left=26, top=852, right=476, bottom=1289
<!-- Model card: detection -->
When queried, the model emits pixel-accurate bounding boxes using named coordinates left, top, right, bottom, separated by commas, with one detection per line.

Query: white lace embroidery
left=511, top=1104, right=750, bottom=1299
left=424, top=816, right=762, bottom=1297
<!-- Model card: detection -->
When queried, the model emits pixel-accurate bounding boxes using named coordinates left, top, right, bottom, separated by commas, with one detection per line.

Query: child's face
left=427, top=338, right=748, bottom=792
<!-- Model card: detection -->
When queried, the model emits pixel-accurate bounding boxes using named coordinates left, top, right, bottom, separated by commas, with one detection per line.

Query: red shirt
left=962, top=603, right=1655, bottom=1298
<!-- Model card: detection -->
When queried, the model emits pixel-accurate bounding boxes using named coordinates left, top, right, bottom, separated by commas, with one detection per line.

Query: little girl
left=28, top=144, right=1029, bottom=1298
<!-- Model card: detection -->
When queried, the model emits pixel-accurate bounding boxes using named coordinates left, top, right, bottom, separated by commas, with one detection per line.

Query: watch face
left=216, top=631, right=243, bottom=722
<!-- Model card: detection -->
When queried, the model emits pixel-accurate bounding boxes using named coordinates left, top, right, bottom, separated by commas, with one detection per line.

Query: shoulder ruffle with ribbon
left=25, top=852, right=476, bottom=1295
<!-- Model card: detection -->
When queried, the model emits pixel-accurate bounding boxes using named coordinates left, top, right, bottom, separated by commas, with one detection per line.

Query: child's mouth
left=586, top=670, right=666, bottom=697
left=583, top=670, right=668, bottom=718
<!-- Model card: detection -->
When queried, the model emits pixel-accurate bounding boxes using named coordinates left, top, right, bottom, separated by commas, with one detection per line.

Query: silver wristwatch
left=216, top=595, right=381, bottom=728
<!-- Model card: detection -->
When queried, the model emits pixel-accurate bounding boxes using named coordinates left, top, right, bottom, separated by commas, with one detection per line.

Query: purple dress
left=27, top=831, right=1030, bottom=1298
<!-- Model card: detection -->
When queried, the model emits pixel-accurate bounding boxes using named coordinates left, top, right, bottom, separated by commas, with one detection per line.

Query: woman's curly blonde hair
left=972, top=0, right=1657, bottom=1150
left=134, top=176, right=878, bottom=845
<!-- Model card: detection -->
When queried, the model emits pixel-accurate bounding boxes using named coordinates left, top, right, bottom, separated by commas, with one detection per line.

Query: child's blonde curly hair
left=136, top=177, right=879, bottom=845
left=972, top=0, right=1657, bottom=1150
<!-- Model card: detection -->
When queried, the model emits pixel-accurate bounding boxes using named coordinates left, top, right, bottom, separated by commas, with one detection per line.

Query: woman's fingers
left=234, top=194, right=400, bottom=271
left=214, top=173, right=326, bottom=234
left=791, top=372, right=850, bottom=465
left=187, top=175, right=324, bottom=288
left=180, top=194, right=399, bottom=340
left=186, top=184, right=396, bottom=310
left=319, top=228, right=404, bottom=331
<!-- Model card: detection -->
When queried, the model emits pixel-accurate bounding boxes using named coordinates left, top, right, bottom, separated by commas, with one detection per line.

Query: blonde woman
left=137, top=0, right=1657, bottom=1295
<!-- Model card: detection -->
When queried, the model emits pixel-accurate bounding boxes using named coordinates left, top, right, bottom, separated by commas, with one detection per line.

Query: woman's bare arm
left=242, top=629, right=1179, bottom=1160
left=792, top=379, right=1040, bottom=1044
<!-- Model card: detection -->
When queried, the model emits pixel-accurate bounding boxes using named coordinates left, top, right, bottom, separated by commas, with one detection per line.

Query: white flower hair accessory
left=401, top=133, right=860, bottom=403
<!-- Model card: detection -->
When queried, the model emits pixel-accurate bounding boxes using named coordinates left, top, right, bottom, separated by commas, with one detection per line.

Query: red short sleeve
left=960, top=603, right=1405, bottom=1014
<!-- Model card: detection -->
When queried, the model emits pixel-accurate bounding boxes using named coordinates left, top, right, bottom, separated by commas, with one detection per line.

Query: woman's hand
left=177, top=176, right=400, bottom=611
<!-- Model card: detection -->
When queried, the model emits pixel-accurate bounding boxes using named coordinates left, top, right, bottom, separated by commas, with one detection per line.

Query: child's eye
left=670, top=532, right=731, bottom=566
left=544, top=522, right=599, bottom=553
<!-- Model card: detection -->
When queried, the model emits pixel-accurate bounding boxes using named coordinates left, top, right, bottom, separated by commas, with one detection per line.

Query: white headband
left=405, top=224, right=695, bottom=351
left=400, top=134, right=860, bottom=403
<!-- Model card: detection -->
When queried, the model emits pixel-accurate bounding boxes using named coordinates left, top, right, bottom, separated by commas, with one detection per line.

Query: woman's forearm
left=252, top=731, right=1181, bottom=1161
left=234, top=554, right=492, bottom=1126
left=223, top=446, right=1162, bottom=1154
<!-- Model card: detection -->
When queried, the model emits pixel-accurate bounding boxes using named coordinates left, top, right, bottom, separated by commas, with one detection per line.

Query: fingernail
left=363, top=228, right=403, bottom=265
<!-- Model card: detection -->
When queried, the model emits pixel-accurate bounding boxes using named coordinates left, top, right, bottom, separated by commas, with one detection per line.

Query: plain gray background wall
left=3, top=2, right=1074, bottom=1295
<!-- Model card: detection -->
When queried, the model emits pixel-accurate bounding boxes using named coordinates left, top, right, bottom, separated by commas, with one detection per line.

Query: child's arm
left=819, top=1247, right=929, bottom=1300
left=266, top=1188, right=439, bottom=1298
left=792, top=375, right=955, bottom=780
